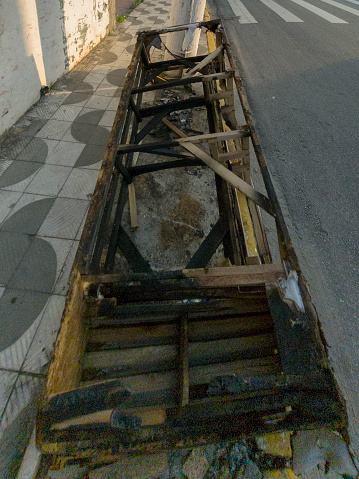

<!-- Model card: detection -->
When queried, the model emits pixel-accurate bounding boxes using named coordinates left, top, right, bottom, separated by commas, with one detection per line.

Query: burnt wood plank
left=116, top=226, right=152, bottom=274
left=186, top=216, right=230, bottom=268
left=86, top=313, right=273, bottom=351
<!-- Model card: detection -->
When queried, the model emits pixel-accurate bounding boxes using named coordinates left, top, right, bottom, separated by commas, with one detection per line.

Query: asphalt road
left=208, top=0, right=359, bottom=460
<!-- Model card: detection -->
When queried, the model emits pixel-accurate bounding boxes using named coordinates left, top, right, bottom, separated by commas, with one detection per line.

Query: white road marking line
left=318, top=0, right=359, bottom=16
left=228, top=0, right=258, bottom=23
left=259, top=0, right=304, bottom=21
left=288, top=0, right=348, bottom=21
left=342, top=0, right=359, bottom=6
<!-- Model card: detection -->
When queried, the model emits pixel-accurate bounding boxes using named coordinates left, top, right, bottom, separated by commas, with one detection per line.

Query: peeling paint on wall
left=0, top=0, right=114, bottom=135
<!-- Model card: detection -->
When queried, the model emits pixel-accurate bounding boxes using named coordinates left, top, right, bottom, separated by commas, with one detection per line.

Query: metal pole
left=165, top=0, right=206, bottom=64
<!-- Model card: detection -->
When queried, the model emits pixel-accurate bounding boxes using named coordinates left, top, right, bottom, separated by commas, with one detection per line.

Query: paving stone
left=0, top=196, right=55, bottom=235
left=70, top=122, right=110, bottom=145
left=35, top=119, right=72, bottom=141
left=74, top=109, right=106, bottom=125
left=25, top=164, right=71, bottom=196
left=8, top=236, right=57, bottom=293
left=98, top=110, right=116, bottom=127
left=96, top=51, right=119, bottom=65
left=0, top=288, right=50, bottom=352
left=0, top=371, right=18, bottom=416
left=74, top=144, right=106, bottom=168
left=83, top=72, right=107, bottom=84
left=0, top=191, right=22, bottom=225
left=51, top=105, right=84, bottom=122
left=22, top=294, right=66, bottom=373
left=107, top=68, right=128, bottom=87
left=38, top=197, right=89, bottom=239
left=62, top=91, right=93, bottom=106
left=0, top=374, right=44, bottom=432
left=0, top=231, right=31, bottom=284
left=53, top=240, right=79, bottom=295
left=84, top=94, right=112, bottom=110
left=17, top=138, right=49, bottom=163
left=59, top=168, right=99, bottom=200
left=0, top=160, right=43, bottom=190
left=45, top=140, right=86, bottom=167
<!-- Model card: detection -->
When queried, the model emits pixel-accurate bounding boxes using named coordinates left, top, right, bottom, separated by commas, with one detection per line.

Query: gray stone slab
left=0, top=288, right=50, bottom=351
left=8, top=237, right=57, bottom=293
left=0, top=196, right=55, bottom=235
left=0, top=161, right=43, bottom=190
left=0, top=231, right=31, bottom=285
left=37, top=197, right=89, bottom=239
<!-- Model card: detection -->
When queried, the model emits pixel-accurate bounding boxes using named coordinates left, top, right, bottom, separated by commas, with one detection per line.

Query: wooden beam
left=179, top=315, right=189, bottom=407
left=183, top=45, right=224, bottom=78
left=183, top=264, right=285, bottom=286
left=181, top=141, right=274, bottom=215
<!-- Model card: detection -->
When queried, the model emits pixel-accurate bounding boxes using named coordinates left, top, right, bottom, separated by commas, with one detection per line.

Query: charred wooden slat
left=86, top=313, right=274, bottom=351
left=132, top=71, right=233, bottom=94
left=186, top=216, right=229, bottom=268
left=82, top=332, right=277, bottom=379
left=128, top=158, right=202, bottom=176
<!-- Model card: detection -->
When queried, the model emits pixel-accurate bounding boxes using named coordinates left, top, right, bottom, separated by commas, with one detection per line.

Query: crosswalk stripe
left=227, top=0, right=258, bottom=23
left=318, top=0, right=359, bottom=16
left=259, top=0, right=304, bottom=21
left=342, top=0, right=359, bottom=6
left=288, top=0, right=348, bottom=21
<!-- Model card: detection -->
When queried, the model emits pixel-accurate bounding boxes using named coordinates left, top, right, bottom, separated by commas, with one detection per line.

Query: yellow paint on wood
left=262, top=468, right=299, bottom=479
left=256, top=431, right=293, bottom=457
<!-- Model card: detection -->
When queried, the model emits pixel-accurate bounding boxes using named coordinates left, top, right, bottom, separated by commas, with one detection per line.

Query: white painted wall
left=0, top=0, right=114, bottom=136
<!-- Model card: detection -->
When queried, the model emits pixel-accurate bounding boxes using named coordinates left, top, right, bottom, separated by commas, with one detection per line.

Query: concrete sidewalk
left=0, top=1, right=172, bottom=476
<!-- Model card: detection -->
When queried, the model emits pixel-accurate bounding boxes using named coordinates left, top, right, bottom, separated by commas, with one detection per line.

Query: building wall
left=0, top=0, right=115, bottom=136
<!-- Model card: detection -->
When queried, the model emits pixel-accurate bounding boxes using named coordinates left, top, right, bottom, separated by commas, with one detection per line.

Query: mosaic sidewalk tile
left=0, top=307, right=43, bottom=370
left=0, top=374, right=44, bottom=433
left=74, top=109, right=106, bottom=125
left=98, top=110, right=116, bottom=127
left=61, top=92, right=93, bottom=106
left=0, top=371, right=18, bottom=418
left=21, top=295, right=66, bottom=373
left=0, top=191, right=22, bottom=225
left=17, top=137, right=58, bottom=163
left=38, top=197, right=89, bottom=239
left=0, top=288, right=50, bottom=353
left=84, top=94, right=112, bottom=110
left=51, top=105, right=84, bottom=122
left=39, top=237, right=75, bottom=290
left=45, top=141, right=86, bottom=167
left=25, top=164, right=72, bottom=196
left=74, top=144, right=106, bottom=168
left=83, top=72, right=107, bottom=85
left=59, top=168, right=99, bottom=200
left=0, top=160, right=43, bottom=191
left=8, top=237, right=57, bottom=293
left=0, top=195, right=56, bottom=235
left=53, top=240, right=79, bottom=295
left=35, top=119, right=72, bottom=141
left=0, top=231, right=32, bottom=285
